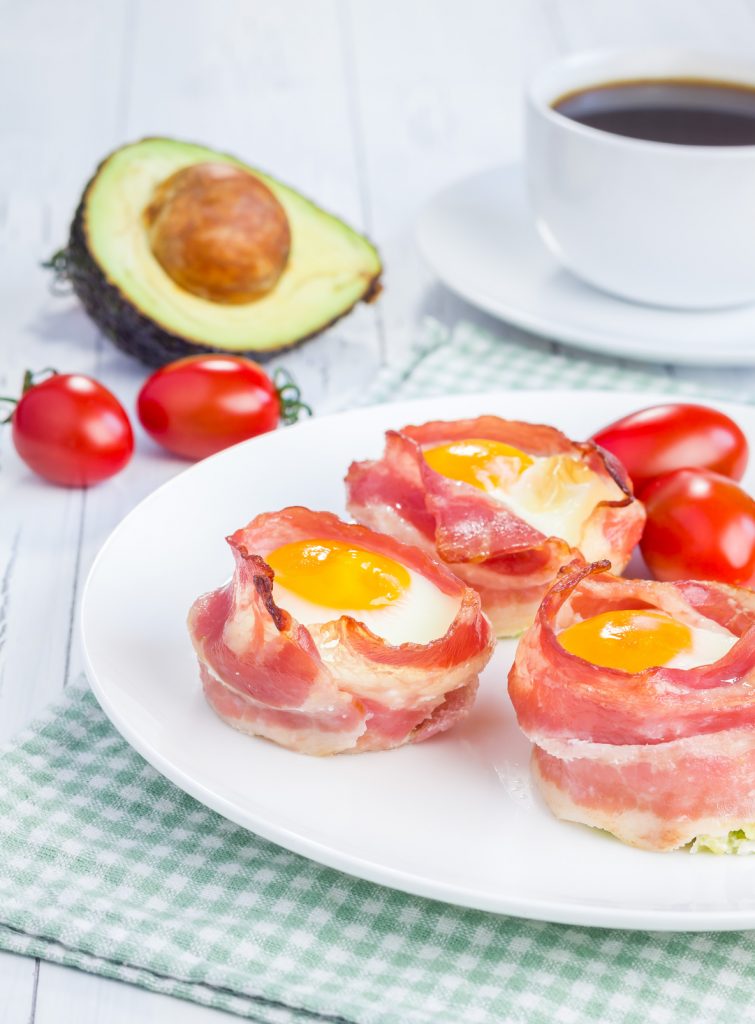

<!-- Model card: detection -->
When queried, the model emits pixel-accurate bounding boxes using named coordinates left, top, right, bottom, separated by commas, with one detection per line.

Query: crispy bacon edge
left=508, top=560, right=755, bottom=850
left=345, top=415, right=646, bottom=636
left=188, top=507, right=495, bottom=756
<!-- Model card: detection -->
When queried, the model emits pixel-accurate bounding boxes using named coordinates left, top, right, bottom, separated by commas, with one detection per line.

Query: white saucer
left=417, top=164, right=755, bottom=366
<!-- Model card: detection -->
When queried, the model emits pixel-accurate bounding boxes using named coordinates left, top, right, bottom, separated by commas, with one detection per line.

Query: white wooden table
left=3, top=1, right=755, bottom=1019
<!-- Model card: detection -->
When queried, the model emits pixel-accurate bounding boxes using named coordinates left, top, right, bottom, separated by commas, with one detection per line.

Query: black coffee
left=552, top=78, right=755, bottom=146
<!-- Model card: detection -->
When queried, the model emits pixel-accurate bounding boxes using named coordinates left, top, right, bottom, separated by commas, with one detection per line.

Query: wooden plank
left=34, top=962, right=238, bottom=1024
left=0, top=258, right=91, bottom=736
left=551, top=0, right=755, bottom=53
left=340, top=0, right=559, bottom=361
left=0, top=954, right=37, bottom=1024
left=0, top=0, right=129, bottom=727
left=0, top=0, right=136, bottom=240
left=0, top=1, right=132, bottom=1020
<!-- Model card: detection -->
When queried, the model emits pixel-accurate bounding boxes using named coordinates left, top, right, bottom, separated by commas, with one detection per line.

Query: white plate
left=82, top=390, right=755, bottom=931
left=417, top=164, right=755, bottom=366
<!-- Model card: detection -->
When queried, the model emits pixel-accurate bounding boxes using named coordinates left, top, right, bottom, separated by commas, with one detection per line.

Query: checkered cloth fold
left=360, top=319, right=750, bottom=406
left=1, top=321, right=752, bottom=1024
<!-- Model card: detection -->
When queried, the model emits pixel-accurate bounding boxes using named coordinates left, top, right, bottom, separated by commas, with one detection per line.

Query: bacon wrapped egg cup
left=508, top=560, right=755, bottom=852
left=346, top=415, right=645, bottom=636
left=188, top=507, right=495, bottom=755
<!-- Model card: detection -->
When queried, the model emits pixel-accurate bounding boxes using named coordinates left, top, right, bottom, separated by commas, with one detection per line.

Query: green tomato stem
left=41, top=248, right=73, bottom=296
left=0, top=398, right=17, bottom=424
left=0, top=367, right=59, bottom=423
left=273, top=368, right=312, bottom=426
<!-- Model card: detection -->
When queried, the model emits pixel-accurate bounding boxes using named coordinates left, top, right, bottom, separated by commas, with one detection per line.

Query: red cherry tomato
left=591, top=403, right=748, bottom=494
left=7, top=372, right=133, bottom=487
left=136, top=355, right=309, bottom=460
left=640, top=468, right=755, bottom=586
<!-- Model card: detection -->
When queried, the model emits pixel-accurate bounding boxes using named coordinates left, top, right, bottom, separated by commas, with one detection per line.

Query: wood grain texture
left=33, top=962, right=239, bottom=1024
left=0, top=1, right=132, bottom=1015
left=3, top=1, right=755, bottom=1020
left=552, top=0, right=755, bottom=53
left=342, top=0, right=561, bottom=360
left=0, top=954, right=36, bottom=1024
left=0, top=1, right=381, bottom=1019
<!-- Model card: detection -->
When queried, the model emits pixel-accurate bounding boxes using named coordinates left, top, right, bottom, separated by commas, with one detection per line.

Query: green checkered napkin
left=1, top=322, right=753, bottom=1024
left=361, top=319, right=751, bottom=406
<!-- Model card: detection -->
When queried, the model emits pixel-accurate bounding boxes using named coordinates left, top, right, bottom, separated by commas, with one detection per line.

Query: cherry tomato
left=591, top=403, right=748, bottom=494
left=6, top=372, right=133, bottom=487
left=640, top=468, right=755, bottom=586
left=136, top=355, right=309, bottom=460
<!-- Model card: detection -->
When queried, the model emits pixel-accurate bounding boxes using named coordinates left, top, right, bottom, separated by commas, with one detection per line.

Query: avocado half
left=62, top=138, right=382, bottom=366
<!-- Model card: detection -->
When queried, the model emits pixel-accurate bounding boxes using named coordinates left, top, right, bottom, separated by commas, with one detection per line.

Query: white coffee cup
left=526, top=49, right=755, bottom=309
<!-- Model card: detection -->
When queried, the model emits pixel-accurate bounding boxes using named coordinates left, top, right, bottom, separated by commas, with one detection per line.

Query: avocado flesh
left=65, top=138, right=382, bottom=365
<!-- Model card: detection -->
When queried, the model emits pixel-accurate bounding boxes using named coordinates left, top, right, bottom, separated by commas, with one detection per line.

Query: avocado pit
left=143, top=162, right=291, bottom=304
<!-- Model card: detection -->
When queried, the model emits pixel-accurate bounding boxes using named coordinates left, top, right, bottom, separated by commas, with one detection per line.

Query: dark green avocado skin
left=64, top=161, right=382, bottom=368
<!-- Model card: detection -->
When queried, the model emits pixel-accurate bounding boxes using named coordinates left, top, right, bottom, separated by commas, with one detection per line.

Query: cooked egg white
left=664, top=624, right=738, bottom=670
left=266, top=538, right=460, bottom=646
left=422, top=439, right=622, bottom=546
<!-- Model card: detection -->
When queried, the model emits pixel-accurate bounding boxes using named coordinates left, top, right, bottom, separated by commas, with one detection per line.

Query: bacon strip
left=508, top=561, right=755, bottom=850
left=346, top=416, right=645, bottom=636
left=188, top=507, right=494, bottom=755
left=510, top=561, right=755, bottom=746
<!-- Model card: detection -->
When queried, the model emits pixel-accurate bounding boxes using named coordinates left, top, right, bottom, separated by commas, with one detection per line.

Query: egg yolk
left=266, top=539, right=411, bottom=611
left=558, top=609, right=693, bottom=673
left=423, top=438, right=534, bottom=490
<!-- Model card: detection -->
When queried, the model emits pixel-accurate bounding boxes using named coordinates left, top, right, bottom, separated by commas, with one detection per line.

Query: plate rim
left=82, top=388, right=755, bottom=932
left=416, top=162, right=755, bottom=367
